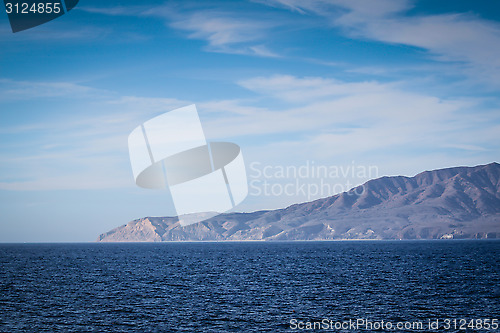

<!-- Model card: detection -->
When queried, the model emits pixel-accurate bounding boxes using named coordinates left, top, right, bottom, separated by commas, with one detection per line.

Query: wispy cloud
left=204, top=75, right=497, bottom=166
left=1, top=75, right=498, bottom=191
left=258, top=0, right=500, bottom=86
left=107, top=96, right=190, bottom=113
left=442, top=144, right=489, bottom=152
left=238, top=75, right=389, bottom=102
left=0, top=78, right=102, bottom=100
left=172, top=12, right=265, bottom=46
left=254, top=0, right=411, bottom=18
left=155, top=7, right=281, bottom=57
left=79, top=3, right=283, bottom=57
left=78, top=5, right=148, bottom=16
left=0, top=79, right=188, bottom=191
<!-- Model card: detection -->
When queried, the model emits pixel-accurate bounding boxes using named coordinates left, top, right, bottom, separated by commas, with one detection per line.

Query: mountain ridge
left=98, top=162, right=500, bottom=241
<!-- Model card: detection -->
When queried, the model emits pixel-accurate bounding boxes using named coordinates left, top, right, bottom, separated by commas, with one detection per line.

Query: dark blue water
left=1, top=241, right=499, bottom=332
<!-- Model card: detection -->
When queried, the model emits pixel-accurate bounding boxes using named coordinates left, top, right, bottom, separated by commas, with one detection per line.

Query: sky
left=1, top=0, right=499, bottom=242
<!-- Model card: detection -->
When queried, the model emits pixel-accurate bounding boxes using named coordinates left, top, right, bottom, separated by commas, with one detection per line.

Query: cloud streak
left=79, top=3, right=283, bottom=57
left=0, top=79, right=188, bottom=191
left=157, top=7, right=281, bottom=57
left=0, top=79, right=101, bottom=100
left=1, top=74, right=498, bottom=191
left=205, top=75, right=496, bottom=165
left=258, top=0, right=500, bottom=85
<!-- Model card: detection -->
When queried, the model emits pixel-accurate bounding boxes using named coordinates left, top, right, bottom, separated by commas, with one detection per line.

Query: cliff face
left=98, top=162, right=500, bottom=241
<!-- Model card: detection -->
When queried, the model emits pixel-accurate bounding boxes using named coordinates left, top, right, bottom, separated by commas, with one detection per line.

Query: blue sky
left=1, top=0, right=499, bottom=242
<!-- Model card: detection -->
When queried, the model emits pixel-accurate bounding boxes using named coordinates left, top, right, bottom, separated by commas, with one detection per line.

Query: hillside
left=98, top=162, right=500, bottom=241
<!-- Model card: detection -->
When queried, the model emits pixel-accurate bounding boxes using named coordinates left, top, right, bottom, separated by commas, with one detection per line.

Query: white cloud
left=1, top=75, right=497, bottom=193
left=78, top=3, right=283, bottom=57
left=203, top=75, right=496, bottom=170
left=199, top=99, right=266, bottom=116
left=0, top=113, right=134, bottom=191
left=0, top=161, right=131, bottom=191
left=170, top=11, right=278, bottom=56
left=0, top=79, right=101, bottom=100
left=107, top=96, right=190, bottom=114
left=344, top=13, right=500, bottom=68
left=171, top=11, right=264, bottom=46
left=255, top=0, right=411, bottom=18
left=441, top=144, right=488, bottom=152
left=0, top=81, right=188, bottom=191
left=248, top=45, right=281, bottom=58
left=259, top=0, right=500, bottom=85
left=239, top=75, right=389, bottom=102
left=139, top=5, right=282, bottom=57
left=79, top=5, right=148, bottom=16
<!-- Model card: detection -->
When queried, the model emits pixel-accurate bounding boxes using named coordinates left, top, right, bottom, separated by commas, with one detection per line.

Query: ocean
left=1, top=241, right=499, bottom=332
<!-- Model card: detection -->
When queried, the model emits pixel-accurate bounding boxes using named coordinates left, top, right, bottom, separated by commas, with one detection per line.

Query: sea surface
left=0, top=241, right=499, bottom=332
